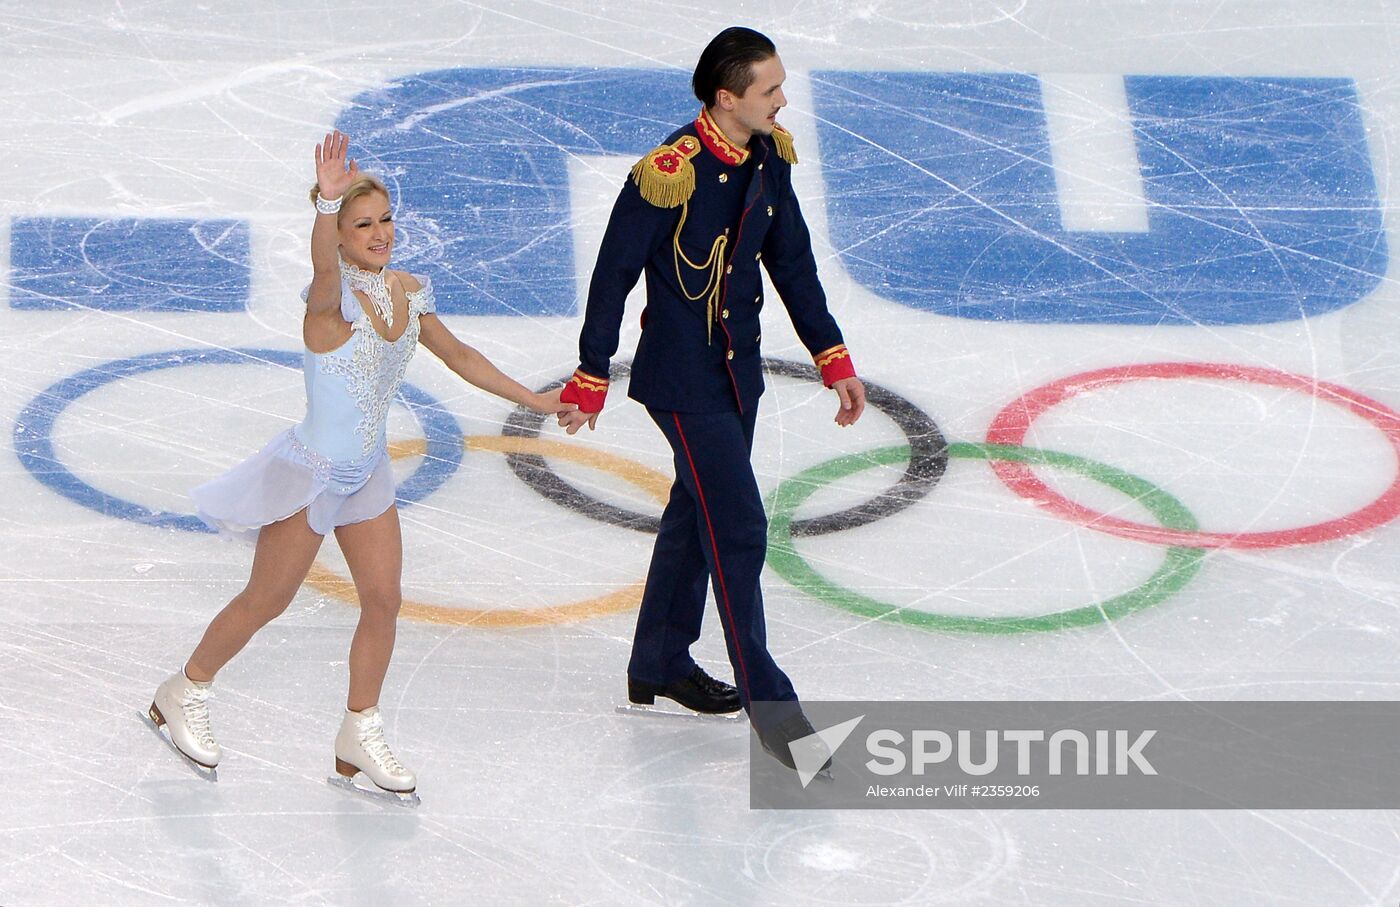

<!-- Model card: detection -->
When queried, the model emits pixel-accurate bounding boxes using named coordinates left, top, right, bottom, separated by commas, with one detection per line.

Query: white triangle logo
left=791, top=715, right=865, bottom=788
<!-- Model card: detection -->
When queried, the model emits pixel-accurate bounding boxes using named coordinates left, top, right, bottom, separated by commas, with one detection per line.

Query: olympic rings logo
left=986, top=362, right=1400, bottom=549
left=305, top=436, right=672, bottom=628
left=501, top=358, right=948, bottom=538
left=16, top=350, right=1400, bottom=633
left=13, top=348, right=464, bottom=530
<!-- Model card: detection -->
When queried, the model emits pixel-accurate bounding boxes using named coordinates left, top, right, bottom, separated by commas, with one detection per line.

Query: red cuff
left=560, top=368, right=609, bottom=413
left=814, top=344, right=856, bottom=387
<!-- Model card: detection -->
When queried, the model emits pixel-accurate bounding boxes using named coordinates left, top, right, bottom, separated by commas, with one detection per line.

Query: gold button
left=725, top=265, right=732, bottom=275
left=718, top=173, right=728, bottom=183
left=758, top=163, right=764, bottom=170
left=767, top=205, right=773, bottom=216
left=721, top=309, right=730, bottom=319
left=754, top=295, right=760, bottom=303
left=727, top=350, right=734, bottom=360
left=756, top=333, right=761, bottom=342
left=755, top=252, right=761, bottom=261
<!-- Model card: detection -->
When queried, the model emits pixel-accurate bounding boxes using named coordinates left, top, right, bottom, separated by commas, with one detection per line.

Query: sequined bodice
left=296, top=271, right=436, bottom=466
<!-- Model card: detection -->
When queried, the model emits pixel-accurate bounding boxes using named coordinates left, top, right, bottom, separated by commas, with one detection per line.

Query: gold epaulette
left=771, top=123, right=798, bottom=165
left=630, top=135, right=702, bottom=208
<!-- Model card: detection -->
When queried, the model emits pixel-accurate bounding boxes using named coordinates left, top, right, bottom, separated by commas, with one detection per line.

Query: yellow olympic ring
left=305, top=434, right=670, bottom=628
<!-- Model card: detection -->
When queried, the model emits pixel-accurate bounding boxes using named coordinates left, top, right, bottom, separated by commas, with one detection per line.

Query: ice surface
left=4, top=2, right=1400, bottom=904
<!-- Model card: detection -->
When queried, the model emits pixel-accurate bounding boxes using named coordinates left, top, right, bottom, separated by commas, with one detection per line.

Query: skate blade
left=326, top=774, right=421, bottom=808
left=139, top=710, right=218, bottom=782
left=614, top=704, right=744, bottom=723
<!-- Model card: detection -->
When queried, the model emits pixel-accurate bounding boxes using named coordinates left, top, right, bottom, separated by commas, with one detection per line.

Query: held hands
left=315, top=130, right=359, bottom=201
left=832, top=376, right=866, bottom=427
left=532, top=387, right=578, bottom=416
left=558, top=409, right=599, bottom=435
left=553, top=379, right=863, bottom=434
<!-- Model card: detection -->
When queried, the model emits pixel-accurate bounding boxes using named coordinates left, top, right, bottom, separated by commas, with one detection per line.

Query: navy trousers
left=627, top=406, right=798, bottom=709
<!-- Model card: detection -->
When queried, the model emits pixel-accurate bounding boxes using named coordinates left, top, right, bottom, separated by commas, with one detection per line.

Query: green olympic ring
left=765, top=442, right=1206, bottom=634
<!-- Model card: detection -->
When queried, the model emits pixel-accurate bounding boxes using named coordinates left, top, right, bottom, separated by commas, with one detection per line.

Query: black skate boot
left=756, top=709, right=833, bottom=777
left=628, top=666, right=741, bottom=714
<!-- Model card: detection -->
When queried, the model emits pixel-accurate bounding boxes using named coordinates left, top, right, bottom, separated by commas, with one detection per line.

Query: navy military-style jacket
left=561, top=109, right=855, bottom=415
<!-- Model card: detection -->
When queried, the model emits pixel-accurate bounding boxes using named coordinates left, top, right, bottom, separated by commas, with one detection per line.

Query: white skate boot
left=145, top=670, right=221, bottom=779
left=330, top=706, right=419, bottom=806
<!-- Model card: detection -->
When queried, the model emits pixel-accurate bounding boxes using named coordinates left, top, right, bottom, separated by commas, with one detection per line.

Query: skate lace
left=357, top=715, right=405, bottom=774
left=179, top=685, right=216, bottom=748
left=690, top=668, right=729, bottom=696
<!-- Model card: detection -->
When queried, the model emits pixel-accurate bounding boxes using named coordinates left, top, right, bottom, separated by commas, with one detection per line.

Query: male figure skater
left=559, top=26, right=865, bottom=770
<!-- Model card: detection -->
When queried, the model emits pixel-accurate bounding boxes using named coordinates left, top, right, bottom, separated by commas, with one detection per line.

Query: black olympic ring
left=501, top=357, right=948, bottom=536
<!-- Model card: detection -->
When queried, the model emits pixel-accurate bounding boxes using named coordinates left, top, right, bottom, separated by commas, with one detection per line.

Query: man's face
left=725, top=54, right=787, bottom=137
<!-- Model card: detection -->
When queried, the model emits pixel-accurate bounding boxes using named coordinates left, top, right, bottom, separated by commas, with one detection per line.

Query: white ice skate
left=328, top=706, right=420, bottom=807
left=144, top=670, right=221, bottom=780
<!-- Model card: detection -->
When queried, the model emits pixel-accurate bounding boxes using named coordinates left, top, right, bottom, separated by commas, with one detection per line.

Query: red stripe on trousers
left=672, top=412, right=754, bottom=702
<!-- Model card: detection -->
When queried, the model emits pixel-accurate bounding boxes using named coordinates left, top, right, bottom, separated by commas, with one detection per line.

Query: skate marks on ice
left=8, top=2, right=1400, bottom=905
left=579, top=722, right=1014, bottom=903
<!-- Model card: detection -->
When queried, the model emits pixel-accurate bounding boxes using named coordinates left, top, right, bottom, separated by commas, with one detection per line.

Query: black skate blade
left=326, top=774, right=421, bottom=809
left=139, top=710, right=218, bottom=782
left=614, top=704, right=743, bottom=723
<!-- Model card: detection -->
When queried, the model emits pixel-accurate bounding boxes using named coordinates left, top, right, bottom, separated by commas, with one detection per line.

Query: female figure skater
left=147, top=130, right=573, bottom=796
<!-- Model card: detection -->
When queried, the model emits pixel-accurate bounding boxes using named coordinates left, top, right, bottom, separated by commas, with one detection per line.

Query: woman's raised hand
left=315, top=130, right=359, bottom=200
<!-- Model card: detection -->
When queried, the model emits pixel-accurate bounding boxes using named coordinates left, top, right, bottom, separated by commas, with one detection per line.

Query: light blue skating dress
left=192, top=265, right=435, bottom=540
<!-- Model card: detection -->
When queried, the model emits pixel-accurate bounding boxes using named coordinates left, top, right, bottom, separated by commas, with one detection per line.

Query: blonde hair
left=308, top=173, right=390, bottom=223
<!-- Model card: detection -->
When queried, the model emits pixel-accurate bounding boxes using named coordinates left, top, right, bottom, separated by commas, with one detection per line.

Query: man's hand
left=558, top=409, right=599, bottom=435
left=832, top=376, right=866, bottom=427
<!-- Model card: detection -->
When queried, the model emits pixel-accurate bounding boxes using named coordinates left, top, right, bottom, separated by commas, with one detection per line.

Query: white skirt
left=191, top=429, right=394, bottom=542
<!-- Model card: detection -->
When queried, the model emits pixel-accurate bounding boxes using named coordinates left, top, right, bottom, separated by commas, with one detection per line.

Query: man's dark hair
left=692, top=27, right=777, bottom=107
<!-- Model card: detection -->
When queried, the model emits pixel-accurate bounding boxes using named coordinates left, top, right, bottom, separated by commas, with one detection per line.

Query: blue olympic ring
left=13, top=347, right=464, bottom=533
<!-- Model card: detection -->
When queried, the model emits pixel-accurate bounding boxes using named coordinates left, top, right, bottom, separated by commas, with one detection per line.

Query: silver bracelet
left=314, top=193, right=343, bottom=215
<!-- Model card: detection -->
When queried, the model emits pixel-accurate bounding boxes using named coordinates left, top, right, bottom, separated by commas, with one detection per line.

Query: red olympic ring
left=985, top=362, right=1400, bottom=549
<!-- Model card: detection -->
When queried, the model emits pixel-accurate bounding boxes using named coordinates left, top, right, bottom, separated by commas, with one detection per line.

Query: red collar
left=694, top=107, right=751, bottom=166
